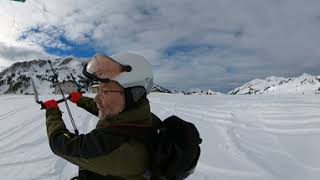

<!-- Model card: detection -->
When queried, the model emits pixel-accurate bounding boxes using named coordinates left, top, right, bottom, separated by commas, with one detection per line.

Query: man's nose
left=94, top=94, right=101, bottom=102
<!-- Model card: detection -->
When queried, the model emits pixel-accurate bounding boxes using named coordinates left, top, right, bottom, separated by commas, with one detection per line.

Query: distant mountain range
left=151, top=84, right=222, bottom=95
left=171, top=88, right=223, bottom=95
left=0, top=58, right=220, bottom=95
left=229, top=73, right=320, bottom=95
left=3, top=58, right=318, bottom=96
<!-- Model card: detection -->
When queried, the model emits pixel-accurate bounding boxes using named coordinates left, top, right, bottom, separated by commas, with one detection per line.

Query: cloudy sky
left=1, top=0, right=320, bottom=92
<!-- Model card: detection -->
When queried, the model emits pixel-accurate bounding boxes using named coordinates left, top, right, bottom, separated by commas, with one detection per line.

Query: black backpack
left=105, top=113, right=202, bottom=180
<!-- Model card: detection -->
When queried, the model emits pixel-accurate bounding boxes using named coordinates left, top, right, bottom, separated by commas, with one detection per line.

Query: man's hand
left=69, top=91, right=82, bottom=104
left=43, top=99, right=58, bottom=109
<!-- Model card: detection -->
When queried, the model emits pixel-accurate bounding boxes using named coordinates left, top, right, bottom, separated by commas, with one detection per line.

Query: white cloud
left=0, top=42, right=51, bottom=61
left=0, top=0, right=320, bottom=92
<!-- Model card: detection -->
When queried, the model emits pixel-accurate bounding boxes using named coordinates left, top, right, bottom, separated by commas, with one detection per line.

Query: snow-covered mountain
left=0, top=58, right=222, bottom=95
left=152, top=85, right=222, bottom=95
left=0, top=58, right=89, bottom=95
left=229, top=73, right=320, bottom=95
left=151, top=84, right=172, bottom=93
left=0, top=66, right=8, bottom=73
left=177, top=88, right=222, bottom=95
left=0, top=58, right=177, bottom=95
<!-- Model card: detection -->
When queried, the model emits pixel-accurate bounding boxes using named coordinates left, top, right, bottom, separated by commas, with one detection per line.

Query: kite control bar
left=31, top=60, right=79, bottom=135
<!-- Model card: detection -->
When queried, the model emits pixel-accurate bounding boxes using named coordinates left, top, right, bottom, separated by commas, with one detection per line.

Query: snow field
left=0, top=93, right=320, bottom=180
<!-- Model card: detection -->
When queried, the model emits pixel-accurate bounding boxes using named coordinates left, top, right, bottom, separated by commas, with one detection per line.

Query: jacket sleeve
left=45, top=108, right=149, bottom=177
left=76, top=96, right=99, bottom=116
left=45, top=108, right=126, bottom=158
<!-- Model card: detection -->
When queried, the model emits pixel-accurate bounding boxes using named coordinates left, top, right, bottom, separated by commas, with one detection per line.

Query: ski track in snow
left=151, top=94, right=320, bottom=180
left=1, top=94, right=320, bottom=179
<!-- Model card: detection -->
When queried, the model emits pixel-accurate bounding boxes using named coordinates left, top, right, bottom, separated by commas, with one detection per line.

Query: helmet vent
left=123, top=65, right=132, bottom=72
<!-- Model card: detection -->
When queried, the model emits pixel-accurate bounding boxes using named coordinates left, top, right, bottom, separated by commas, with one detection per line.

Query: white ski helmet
left=83, top=52, right=154, bottom=94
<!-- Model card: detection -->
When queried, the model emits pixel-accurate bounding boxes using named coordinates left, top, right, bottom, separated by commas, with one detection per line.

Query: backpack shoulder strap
left=151, top=113, right=162, bottom=128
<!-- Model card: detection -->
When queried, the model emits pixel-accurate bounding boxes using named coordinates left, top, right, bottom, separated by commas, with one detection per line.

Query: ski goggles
left=82, top=54, right=131, bottom=83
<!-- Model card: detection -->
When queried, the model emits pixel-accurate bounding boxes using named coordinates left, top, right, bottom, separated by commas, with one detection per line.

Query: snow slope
left=0, top=93, right=320, bottom=179
left=229, top=73, right=320, bottom=95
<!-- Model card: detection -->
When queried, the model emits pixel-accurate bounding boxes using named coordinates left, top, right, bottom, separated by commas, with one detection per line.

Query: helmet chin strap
left=124, top=86, right=147, bottom=110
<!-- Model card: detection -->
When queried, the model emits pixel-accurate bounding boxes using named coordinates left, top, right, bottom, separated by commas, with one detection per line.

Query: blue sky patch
left=43, top=36, right=96, bottom=57
left=19, top=25, right=98, bottom=58
left=226, top=66, right=238, bottom=74
left=163, top=43, right=226, bottom=57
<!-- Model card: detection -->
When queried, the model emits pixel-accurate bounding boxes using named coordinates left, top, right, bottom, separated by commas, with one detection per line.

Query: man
left=43, top=53, right=154, bottom=180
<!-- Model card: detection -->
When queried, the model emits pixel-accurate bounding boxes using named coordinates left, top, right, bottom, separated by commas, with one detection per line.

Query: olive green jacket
left=45, top=96, right=152, bottom=180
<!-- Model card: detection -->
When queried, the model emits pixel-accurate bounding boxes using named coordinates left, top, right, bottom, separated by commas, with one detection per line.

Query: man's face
left=94, top=81, right=125, bottom=120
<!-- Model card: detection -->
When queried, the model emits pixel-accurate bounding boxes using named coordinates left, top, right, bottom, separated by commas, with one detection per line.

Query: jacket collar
left=96, top=98, right=152, bottom=128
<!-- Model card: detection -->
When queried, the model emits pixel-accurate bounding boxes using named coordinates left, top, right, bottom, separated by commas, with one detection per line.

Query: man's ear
left=124, top=86, right=146, bottom=109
